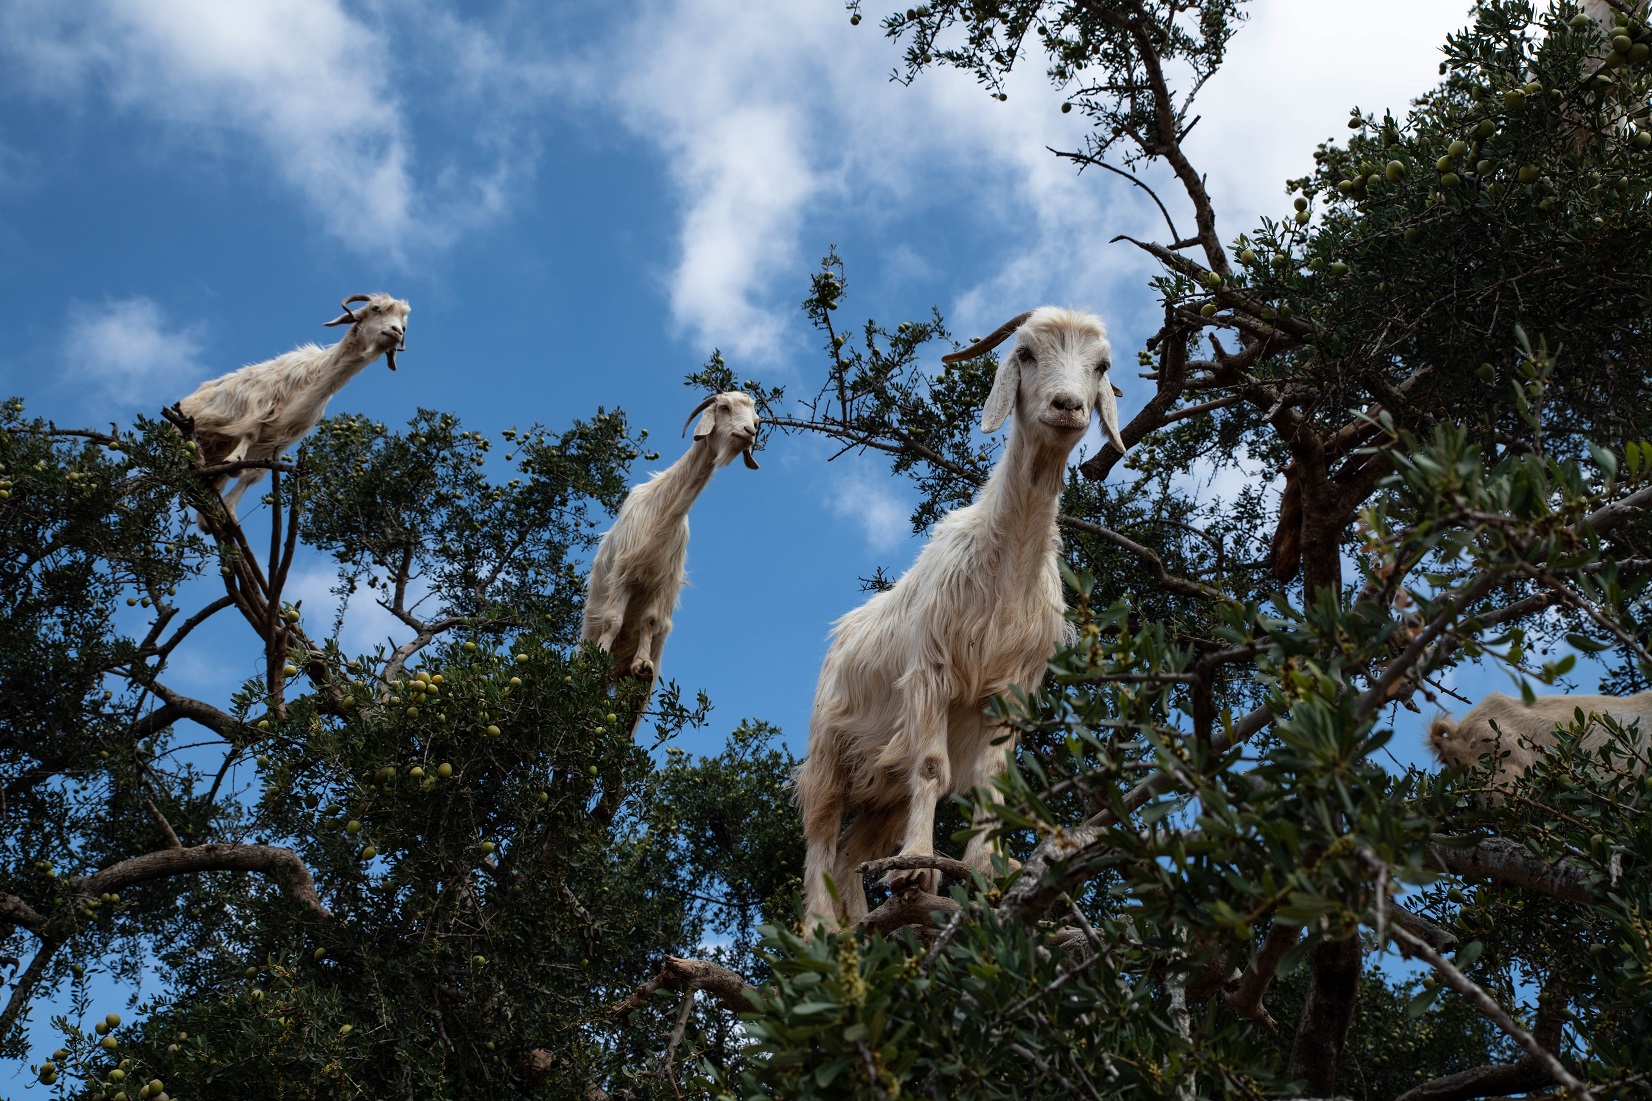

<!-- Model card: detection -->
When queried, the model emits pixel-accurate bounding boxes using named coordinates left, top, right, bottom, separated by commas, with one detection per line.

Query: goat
left=1428, top=690, right=1652, bottom=790
left=175, top=294, right=409, bottom=529
left=796, top=307, right=1127, bottom=930
left=579, top=391, right=760, bottom=688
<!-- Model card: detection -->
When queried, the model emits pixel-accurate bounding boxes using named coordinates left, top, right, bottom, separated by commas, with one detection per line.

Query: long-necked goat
left=175, top=293, right=409, bottom=529
left=579, top=392, right=760, bottom=687
left=1429, top=690, right=1652, bottom=790
left=796, top=307, right=1127, bottom=929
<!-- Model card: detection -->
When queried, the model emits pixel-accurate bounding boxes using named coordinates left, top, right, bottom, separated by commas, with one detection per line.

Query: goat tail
left=1426, top=714, right=1458, bottom=762
left=794, top=753, right=845, bottom=930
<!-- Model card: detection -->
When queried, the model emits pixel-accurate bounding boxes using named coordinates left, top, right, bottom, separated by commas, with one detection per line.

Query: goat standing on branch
left=173, top=293, right=410, bottom=529
left=797, top=307, right=1127, bottom=930
left=1429, top=690, right=1652, bottom=790
left=580, top=391, right=760, bottom=689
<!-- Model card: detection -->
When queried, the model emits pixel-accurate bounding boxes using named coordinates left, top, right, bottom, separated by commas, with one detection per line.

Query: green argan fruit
left=1448, top=139, right=1468, bottom=157
left=1238, top=248, right=1256, bottom=264
left=361, top=846, right=377, bottom=860
left=1441, top=172, right=1461, bottom=188
left=1329, top=261, right=1349, bottom=275
left=1295, top=209, right=1311, bottom=225
left=463, top=641, right=477, bottom=653
left=282, top=664, right=298, bottom=677
left=486, top=724, right=501, bottom=736
left=437, top=763, right=453, bottom=778
left=480, top=841, right=496, bottom=854
left=1517, top=165, right=1540, bottom=183
left=345, top=820, right=362, bottom=834
left=1293, top=196, right=1308, bottom=211
left=1199, top=303, right=1218, bottom=318
left=1477, top=363, right=1496, bottom=382
left=1385, top=160, right=1405, bottom=181
left=1503, top=89, right=1526, bottom=109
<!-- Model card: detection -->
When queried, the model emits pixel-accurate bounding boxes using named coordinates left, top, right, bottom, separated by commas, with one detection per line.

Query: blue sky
left=2, top=0, right=1504, bottom=1072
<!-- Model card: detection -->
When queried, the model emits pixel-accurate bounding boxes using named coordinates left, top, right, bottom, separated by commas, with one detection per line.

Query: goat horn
left=681, top=394, right=717, bottom=438
left=941, top=310, right=1034, bottom=364
left=322, top=294, right=375, bottom=328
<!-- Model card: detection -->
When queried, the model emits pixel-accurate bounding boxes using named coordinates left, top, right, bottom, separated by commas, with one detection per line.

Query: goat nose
left=1050, top=392, right=1084, bottom=412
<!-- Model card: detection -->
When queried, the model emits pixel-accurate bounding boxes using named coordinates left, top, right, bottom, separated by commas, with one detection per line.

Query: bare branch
left=71, top=843, right=331, bottom=921
left=1388, top=925, right=1588, bottom=1100
left=610, top=956, right=757, bottom=1021
left=1425, top=837, right=1594, bottom=905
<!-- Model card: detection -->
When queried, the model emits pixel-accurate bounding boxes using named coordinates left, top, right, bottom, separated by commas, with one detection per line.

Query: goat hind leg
left=889, top=686, right=951, bottom=894
left=960, top=734, right=1021, bottom=876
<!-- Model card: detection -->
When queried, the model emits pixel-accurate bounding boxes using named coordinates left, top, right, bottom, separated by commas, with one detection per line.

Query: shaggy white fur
left=1429, top=690, right=1652, bottom=790
left=796, top=307, right=1126, bottom=929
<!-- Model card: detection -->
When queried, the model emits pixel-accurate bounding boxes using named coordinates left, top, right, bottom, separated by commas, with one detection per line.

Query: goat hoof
left=628, top=658, right=655, bottom=680
left=883, top=868, right=939, bottom=895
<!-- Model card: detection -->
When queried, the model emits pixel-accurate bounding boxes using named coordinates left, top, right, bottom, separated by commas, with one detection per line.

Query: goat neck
left=634, top=435, right=720, bottom=534
left=970, top=409, right=1070, bottom=562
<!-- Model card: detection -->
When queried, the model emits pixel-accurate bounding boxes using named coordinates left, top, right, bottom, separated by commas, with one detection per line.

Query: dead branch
left=610, top=956, right=756, bottom=1022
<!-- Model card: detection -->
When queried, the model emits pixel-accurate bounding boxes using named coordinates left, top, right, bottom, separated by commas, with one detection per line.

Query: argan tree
left=0, top=401, right=801, bottom=1099
left=628, top=1, right=1652, bottom=1098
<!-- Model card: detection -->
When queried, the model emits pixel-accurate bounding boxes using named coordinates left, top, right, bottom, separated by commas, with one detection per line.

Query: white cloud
left=281, top=560, right=425, bottom=660
left=0, top=0, right=544, bottom=260
left=61, top=297, right=208, bottom=408
left=826, top=465, right=913, bottom=554
left=1194, top=0, right=1473, bottom=236
left=606, top=0, right=1474, bottom=369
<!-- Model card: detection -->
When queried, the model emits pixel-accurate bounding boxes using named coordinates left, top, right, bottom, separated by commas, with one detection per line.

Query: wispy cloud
left=604, top=0, right=1468, bottom=369
left=61, top=297, right=208, bottom=409
left=0, top=0, right=552, bottom=260
left=827, top=466, right=913, bottom=555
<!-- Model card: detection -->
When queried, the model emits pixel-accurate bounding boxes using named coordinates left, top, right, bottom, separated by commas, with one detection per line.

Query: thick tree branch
left=1425, top=837, right=1594, bottom=905
left=71, top=843, right=331, bottom=921
left=610, top=956, right=756, bottom=1021
left=1287, top=933, right=1362, bottom=1093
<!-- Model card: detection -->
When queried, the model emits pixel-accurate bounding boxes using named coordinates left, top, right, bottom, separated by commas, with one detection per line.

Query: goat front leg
left=887, top=680, right=951, bottom=895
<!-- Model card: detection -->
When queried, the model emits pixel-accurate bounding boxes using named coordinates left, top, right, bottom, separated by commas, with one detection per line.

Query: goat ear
left=981, top=350, right=1020, bottom=433
left=693, top=407, right=718, bottom=441
left=1094, top=371, right=1126, bottom=454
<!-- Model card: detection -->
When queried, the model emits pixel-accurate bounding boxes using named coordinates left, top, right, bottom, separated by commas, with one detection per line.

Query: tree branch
left=71, top=843, right=331, bottom=921
left=1425, top=837, right=1594, bottom=905
left=610, top=956, right=756, bottom=1021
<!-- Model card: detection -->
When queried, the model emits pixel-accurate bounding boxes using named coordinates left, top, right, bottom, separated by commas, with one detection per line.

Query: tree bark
left=1288, top=934, right=1362, bottom=1093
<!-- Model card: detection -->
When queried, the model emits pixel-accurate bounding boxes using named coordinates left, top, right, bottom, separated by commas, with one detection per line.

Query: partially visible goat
left=796, top=307, right=1127, bottom=930
left=580, top=391, right=760, bottom=687
left=1429, top=690, right=1652, bottom=789
left=176, top=294, right=409, bottom=528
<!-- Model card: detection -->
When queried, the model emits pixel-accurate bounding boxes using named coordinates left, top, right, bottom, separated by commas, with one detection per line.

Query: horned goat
left=175, top=293, right=409, bottom=529
left=579, top=391, right=760, bottom=687
left=796, top=307, right=1127, bottom=930
left=1429, top=690, right=1652, bottom=790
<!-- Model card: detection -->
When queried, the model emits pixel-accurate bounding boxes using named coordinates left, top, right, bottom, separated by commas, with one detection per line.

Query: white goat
left=1429, top=690, right=1652, bottom=789
left=175, top=293, right=409, bottom=528
left=579, top=391, right=760, bottom=686
left=796, top=307, right=1127, bottom=929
